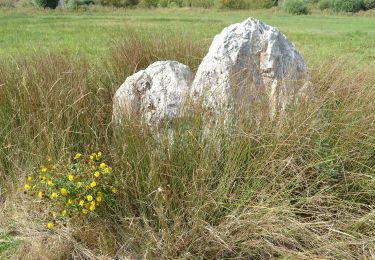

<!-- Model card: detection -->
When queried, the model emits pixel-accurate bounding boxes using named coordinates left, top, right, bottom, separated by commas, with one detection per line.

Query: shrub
left=32, top=0, right=59, bottom=8
left=332, top=0, right=363, bottom=12
left=100, top=0, right=137, bottom=6
left=23, top=152, right=118, bottom=229
left=183, top=0, right=215, bottom=7
left=363, top=0, right=375, bottom=9
left=159, top=0, right=168, bottom=6
left=218, top=0, right=249, bottom=9
left=318, top=0, right=333, bottom=10
left=66, top=0, right=93, bottom=8
left=141, top=0, right=158, bottom=7
left=65, top=0, right=78, bottom=8
left=283, top=0, right=309, bottom=14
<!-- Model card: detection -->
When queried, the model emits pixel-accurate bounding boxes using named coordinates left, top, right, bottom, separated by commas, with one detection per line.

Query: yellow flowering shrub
left=23, top=152, right=118, bottom=229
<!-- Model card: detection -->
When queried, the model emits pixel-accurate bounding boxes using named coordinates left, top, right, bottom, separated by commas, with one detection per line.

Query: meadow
left=1, top=8, right=375, bottom=259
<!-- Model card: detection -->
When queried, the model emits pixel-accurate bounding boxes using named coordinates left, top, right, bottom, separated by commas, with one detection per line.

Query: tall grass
left=0, top=31, right=375, bottom=259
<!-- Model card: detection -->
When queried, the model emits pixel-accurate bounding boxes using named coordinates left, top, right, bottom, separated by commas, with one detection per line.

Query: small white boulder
left=113, top=61, right=193, bottom=126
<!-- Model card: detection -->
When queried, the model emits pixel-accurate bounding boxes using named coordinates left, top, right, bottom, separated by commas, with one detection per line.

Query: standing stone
left=113, top=61, right=193, bottom=126
left=191, top=17, right=312, bottom=116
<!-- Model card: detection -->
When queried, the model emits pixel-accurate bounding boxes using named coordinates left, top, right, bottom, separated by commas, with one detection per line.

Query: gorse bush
left=23, top=152, right=117, bottom=229
left=283, top=0, right=309, bottom=14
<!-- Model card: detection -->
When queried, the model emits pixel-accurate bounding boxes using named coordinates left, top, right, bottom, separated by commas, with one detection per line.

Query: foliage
left=22, top=153, right=118, bottom=229
left=363, top=0, right=375, bottom=9
left=318, top=0, right=333, bottom=10
left=283, top=0, right=309, bottom=14
left=100, top=0, right=137, bottom=6
left=0, top=235, right=22, bottom=257
left=217, top=0, right=277, bottom=8
left=32, top=0, right=59, bottom=8
left=16, top=0, right=33, bottom=7
left=66, top=0, right=94, bottom=8
left=0, top=0, right=16, bottom=7
left=332, top=0, right=363, bottom=12
left=140, top=0, right=158, bottom=7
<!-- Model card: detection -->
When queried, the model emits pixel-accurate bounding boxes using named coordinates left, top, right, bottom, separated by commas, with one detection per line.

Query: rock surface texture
left=191, top=17, right=312, bottom=116
left=113, top=61, right=193, bottom=125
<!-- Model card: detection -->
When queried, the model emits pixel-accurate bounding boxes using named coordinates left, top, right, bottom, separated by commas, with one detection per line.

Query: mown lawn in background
left=0, top=9, right=375, bottom=67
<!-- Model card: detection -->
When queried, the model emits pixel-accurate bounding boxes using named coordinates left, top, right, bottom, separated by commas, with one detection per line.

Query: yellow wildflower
left=68, top=175, right=74, bottom=181
left=89, top=155, right=94, bottom=160
left=96, top=152, right=102, bottom=160
left=74, top=153, right=82, bottom=160
left=94, top=171, right=100, bottom=178
left=67, top=199, right=73, bottom=205
left=79, top=200, right=84, bottom=206
left=90, top=181, right=97, bottom=188
left=41, top=166, right=47, bottom=173
left=24, top=184, right=31, bottom=191
left=86, top=195, right=93, bottom=202
left=96, top=196, right=102, bottom=202
left=111, top=187, right=118, bottom=194
left=51, top=192, right=58, bottom=199
left=77, top=182, right=82, bottom=188
left=27, top=176, right=32, bottom=182
left=104, top=167, right=112, bottom=174
left=82, top=209, right=88, bottom=214
left=60, top=188, right=68, bottom=196
left=47, top=180, right=54, bottom=186
left=89, top=204, right=95, bottom=211
left=40, top=176, right=46, bottom=184
left=99, top=163, right=106, bottom=169
left=61, top=210, right=67, bottom=216
left=38, top=191, right=43, bottom=198
left=47, top=223, right=54, bottom=229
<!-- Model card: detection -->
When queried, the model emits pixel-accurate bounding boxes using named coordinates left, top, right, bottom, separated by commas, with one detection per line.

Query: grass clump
left=283, top=0, right=309, bottom=14
left=0, top=235, right=22, bottom=257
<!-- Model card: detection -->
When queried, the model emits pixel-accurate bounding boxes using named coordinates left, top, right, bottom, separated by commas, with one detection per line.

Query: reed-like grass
left=0, top=31, right=375, bottom=259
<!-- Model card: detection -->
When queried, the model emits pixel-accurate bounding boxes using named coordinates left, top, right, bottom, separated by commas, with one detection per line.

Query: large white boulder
left=113, top=61, right=193, bottom=126
left=191, top=17, right=312, bottom=116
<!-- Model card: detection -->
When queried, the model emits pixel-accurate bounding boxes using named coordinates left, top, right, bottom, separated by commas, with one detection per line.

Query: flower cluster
left=23, top=152, right=118, bottom=230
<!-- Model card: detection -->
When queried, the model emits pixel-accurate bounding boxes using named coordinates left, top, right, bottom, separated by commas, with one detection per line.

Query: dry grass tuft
left=1, top=34, right=375, bottom=259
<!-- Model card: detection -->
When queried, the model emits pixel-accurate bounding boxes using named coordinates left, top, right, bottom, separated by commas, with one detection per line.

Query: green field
left=1, top=9, right=375, bottom=259
left=1, top=9, right=375, bottom=66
